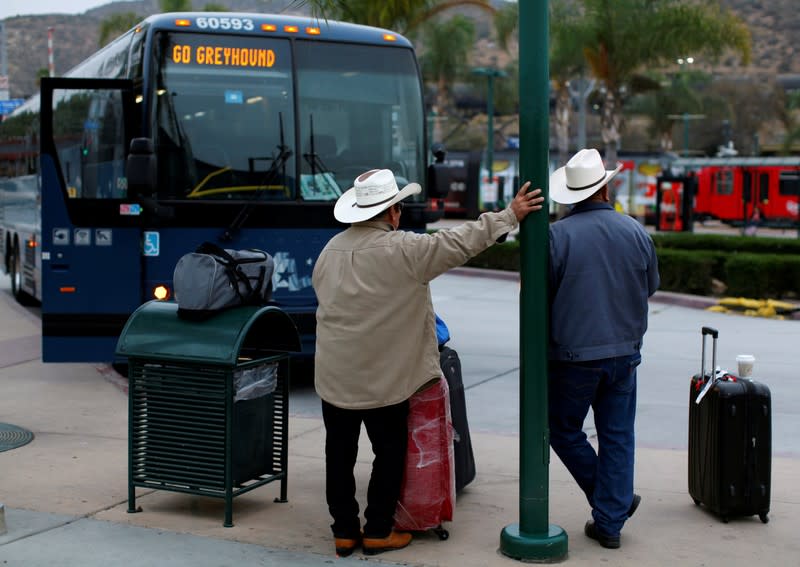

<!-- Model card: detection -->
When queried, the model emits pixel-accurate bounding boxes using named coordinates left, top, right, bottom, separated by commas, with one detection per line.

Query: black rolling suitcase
left=688, top=326, right=771, bottom=523
left=440, top=345, right=476, bottom=493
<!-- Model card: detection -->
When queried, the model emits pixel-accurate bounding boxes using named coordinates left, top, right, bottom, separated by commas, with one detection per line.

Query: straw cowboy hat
left=334, top=168, right=421, bottom=223
left=549, top=148, right=622, bottom=205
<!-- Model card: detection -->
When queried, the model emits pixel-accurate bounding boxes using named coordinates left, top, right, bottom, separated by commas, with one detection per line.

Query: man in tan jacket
left=312, top=168, right=542, bottom=557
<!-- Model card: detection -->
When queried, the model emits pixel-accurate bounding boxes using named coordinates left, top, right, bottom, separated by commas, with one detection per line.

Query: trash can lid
left=115, top=301, right=301, bottom=365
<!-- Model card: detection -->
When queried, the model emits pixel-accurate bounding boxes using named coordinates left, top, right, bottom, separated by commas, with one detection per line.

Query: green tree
left=160, top=0, right=192, bottom=12
left=628, top=70, right=708, bottom=153
left=98, top=12, right=141, bottom=47
left=549, top=0, right=590, bottom=166
left=572, top=0, right=750, bottom=166
left=35, top=68, right=50, bottom=88
left=495, top=0, right=587, bottom=167
left=780, top=92, right=800, bottom=155
left=700, top=77, right=784, bottom=157
left=203, top=3, right=228, bottom=10
left=493, top=0, right=517, bottom=53
left=323, top=0, right=494, bottom=36
left=419, top=15, right=475, bottom=142
left=321, top=0, right=496, bottom=151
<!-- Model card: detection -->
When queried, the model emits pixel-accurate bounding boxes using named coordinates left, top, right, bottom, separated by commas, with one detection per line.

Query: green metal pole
left=500, top=0, right=568, bottom=561
left=683, top=113, right=689, bottom=156
left=487, top=73, right=495, bottom=207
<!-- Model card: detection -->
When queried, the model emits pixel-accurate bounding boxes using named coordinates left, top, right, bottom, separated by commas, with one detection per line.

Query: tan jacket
left=312, top=207, right=518, bottom=409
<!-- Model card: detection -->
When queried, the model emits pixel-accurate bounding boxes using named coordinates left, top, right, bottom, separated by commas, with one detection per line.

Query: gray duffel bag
left=173, top=241, right=274, bottom=321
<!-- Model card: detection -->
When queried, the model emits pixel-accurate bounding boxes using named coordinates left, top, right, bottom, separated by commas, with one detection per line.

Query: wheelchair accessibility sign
left=143, top=231, right=160, bottom=257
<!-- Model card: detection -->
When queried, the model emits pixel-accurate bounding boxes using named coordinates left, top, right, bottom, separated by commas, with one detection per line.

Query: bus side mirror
left=427, top=163, right=451, bottom=199
left=126, top=137, right=156, bottom=199
left=427, top=143, right=450, bottom=199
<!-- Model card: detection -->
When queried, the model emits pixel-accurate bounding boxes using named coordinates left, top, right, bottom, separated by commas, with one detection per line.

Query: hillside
left=721, top=0, right=798, bottom=74
left=1, top=0, right=799, bottom=99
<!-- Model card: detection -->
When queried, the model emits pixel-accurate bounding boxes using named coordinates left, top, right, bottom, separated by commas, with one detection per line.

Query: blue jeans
left=548, top=353, right=641, bottom=537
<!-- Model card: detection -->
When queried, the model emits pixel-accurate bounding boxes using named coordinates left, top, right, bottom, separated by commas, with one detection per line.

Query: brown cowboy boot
left=362, top=531, right=412, bottom=555
left=334, top=534, right=361, bottom=557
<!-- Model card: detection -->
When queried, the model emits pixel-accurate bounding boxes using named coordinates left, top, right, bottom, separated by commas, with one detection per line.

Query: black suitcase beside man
left=688, top=326, right=771, bottom=523
left=440, top=345, right=476, bottom=493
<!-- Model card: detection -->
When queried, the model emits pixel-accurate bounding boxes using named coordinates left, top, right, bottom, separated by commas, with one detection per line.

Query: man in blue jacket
left=547, top=149, right=660, bottom=549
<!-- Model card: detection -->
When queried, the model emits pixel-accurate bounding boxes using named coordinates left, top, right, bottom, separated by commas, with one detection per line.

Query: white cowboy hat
left=334, top=168, right=421, bottom=223
left=549, top=148, right=622, bottom=205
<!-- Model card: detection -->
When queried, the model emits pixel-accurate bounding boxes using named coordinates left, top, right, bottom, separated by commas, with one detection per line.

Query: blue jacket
left=548, top=202, right=660, bottom=362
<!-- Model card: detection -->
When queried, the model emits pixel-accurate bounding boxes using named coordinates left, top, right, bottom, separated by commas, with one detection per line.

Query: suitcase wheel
left=722, top=516, right=729, bottom=524
left=692, top=498, right=701, bottom=506
left=759, top=513, right=769, bottom=524
left=433, top=526, right=449, bottom=540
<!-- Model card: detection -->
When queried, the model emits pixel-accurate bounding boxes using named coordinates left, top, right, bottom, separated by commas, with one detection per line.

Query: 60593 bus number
left=195, top=17, right=255, bottom=31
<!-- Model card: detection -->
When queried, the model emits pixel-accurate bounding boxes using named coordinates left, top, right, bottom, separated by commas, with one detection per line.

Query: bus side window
left=760, top=173, right=769, bottom=202
left=779, top=171, right=800, bottom=197
left=715, top=169, right=733, bottom=195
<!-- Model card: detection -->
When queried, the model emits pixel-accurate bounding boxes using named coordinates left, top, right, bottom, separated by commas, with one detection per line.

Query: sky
left=1, top=0, right=126, bottom=21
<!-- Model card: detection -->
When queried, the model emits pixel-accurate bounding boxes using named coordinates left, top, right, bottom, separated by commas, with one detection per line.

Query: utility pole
left=568, top=76, right=595, bottom=151
left=500, top=0, right=568, bottom=561
left=472, top=66, right=507, bottom=209
left=48, top=27, right=55, bottom=77
left=0, top=21, right=8, bottom=100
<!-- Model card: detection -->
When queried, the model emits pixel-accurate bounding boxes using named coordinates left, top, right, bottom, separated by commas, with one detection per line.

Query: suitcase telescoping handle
left=696, top=327, right=719, bottom=404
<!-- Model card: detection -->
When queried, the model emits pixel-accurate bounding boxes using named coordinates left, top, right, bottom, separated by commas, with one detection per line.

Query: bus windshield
left=294, top=40, right=425, bottom=202
left=154, top=32, right=295, bottom=200
left=152, top=31, right=425, bottom=202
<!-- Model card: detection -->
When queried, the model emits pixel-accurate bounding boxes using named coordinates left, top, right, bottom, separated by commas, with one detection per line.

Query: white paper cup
left=737, top=354, right=755, bottom=378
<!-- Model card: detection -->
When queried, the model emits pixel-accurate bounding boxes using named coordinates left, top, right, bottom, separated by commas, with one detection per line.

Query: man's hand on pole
left=510, top=182, right=545, bottom=222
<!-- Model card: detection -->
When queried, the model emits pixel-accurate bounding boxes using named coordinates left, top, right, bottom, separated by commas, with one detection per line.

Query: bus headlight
left=153, top=285, right=170, bottom=301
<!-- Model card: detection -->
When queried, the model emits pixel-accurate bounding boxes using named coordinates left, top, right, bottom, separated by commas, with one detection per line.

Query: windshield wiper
left=220, top=112, right=292, bottom=242
left=303, top=114, right=335, bottom=178
left=301, top=114, right=343, bottom=199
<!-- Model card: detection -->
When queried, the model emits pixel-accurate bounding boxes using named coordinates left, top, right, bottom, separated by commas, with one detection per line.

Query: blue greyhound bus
left=0, top=12, right=446, bottom=363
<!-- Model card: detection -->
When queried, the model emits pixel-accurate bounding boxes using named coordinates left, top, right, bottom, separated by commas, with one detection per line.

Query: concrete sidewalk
left=1, top=278, right=799, bottom=566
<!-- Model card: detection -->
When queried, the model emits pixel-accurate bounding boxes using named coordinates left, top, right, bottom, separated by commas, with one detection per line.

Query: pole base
left=500, top=523, right=568, bottom=563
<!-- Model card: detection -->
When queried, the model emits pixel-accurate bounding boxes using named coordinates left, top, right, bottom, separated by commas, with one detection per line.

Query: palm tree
left=574, top=0, right=751, bottom=167
left=321, top=0, right=496, bottom=150
left=419, top=15, right=475, bottom=143
left=548, top=1, right=590, bottom=167
left=322, top=0, right=494, bottom=36
left=495, top=0, right=588, bottom=167
left=98, top=12, right=141, bottom=47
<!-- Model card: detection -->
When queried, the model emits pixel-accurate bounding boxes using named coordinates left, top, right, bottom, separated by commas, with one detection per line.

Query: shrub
left=655, top=249, right=717, bottom=295
left=467, top=240, right=520, bottom=271
left=724, top=254, right=800, bottom=299
left=455, top=231, right=800, bottom=299
left=652, top=233, right=800, bottom=255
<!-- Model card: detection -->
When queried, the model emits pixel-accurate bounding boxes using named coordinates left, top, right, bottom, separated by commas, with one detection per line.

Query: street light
left=472, top=66, right=507, bottom=208
left=668, top=57, right=705, bottom=156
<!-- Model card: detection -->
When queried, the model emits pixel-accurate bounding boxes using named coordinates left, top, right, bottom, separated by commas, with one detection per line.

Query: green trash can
left=116, top=300, right=301, bottom=527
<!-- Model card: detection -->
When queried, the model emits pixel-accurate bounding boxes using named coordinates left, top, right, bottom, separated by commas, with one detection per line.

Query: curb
left=449, top=266, right=520, bottom=282
left=447, top=268, right=800, bottom=320
left=649, top=291, right=718, bottom=310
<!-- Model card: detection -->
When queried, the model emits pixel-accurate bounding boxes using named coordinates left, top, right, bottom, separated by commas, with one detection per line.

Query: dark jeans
left=321, top=399, right=409, bottom=539
left=548, top=353, right=641, bottom=537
